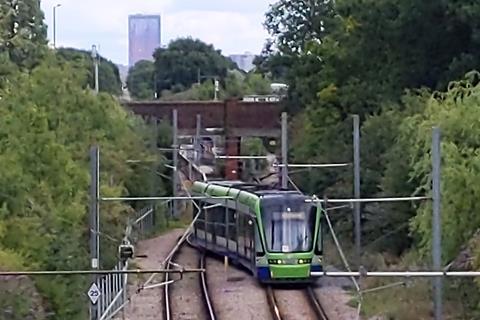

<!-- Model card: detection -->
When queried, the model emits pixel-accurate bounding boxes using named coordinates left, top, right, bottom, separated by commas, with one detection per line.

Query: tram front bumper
left=269, top=264, right=311, bottom=279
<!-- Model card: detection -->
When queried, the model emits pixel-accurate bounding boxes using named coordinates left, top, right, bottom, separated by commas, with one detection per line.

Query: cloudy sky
left=40, top=0, right=276, bottom=65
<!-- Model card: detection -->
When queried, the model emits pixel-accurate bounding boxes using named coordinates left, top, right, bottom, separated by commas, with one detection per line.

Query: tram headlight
left=268, top=259, right=285, bottom=265
left=297, top=259, right=312, bottom=264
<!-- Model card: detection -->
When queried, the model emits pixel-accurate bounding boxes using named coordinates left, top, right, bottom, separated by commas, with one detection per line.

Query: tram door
left=247, top=217, right=259, bottom=267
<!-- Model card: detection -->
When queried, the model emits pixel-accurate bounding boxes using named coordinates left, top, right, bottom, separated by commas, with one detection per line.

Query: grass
left=322, top=236, right=474, bottom=319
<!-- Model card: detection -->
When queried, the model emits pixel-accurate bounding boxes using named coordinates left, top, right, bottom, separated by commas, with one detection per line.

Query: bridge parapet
left=124, top=99, right=283, bottom=137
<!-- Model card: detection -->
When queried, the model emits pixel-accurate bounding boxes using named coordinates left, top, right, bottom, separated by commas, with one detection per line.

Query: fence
left=93, top=206, right=156, bottom=320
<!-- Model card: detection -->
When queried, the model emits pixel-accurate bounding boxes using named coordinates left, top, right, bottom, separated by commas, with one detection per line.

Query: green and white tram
left=189, top=181, right=323, bottom=283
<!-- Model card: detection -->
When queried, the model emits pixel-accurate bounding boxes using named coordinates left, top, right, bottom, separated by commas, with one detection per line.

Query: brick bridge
left=125, top=100, right=283, bottom=137
left=124, top=99, right=284, bottom=179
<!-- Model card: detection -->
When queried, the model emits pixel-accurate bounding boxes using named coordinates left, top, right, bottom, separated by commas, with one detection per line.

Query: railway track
left=164, top=238, right=216, bottom=320
left=163, top=239, right=183, bottom=320
left=266, top=286, right=282, bottom=320
left=305, top=286, right=329, bottom=320
left=266, top=285, right=329, bottom=320
left=199, top=252, right=217, bottom=320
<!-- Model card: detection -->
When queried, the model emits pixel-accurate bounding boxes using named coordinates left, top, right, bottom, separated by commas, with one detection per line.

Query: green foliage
left=127, top=60, right=155, bottom=100
left=0, top=0, right=47, bottom=69
left=264, top=0, right=480, bottom=256
left=253, top=53, right=291, bottom=82
left=56, top=48, right=122, bottom=95
left=0, top=54, right=162, bottom=319
left=397, top=77, right=480, bottom=263
left=158, top=70, right=272, bottom=101
left=245, top=73, right=272, bottom=95
left=160, top=80, right=215, bottom=101
left=153, top=38, right=235, bottom=95
left=265, top=0, right=335, bottom=54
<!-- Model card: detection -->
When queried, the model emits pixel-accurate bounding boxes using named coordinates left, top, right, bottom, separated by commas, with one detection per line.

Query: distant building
left=128, top=14, right=161, bottom=67
left=116, top=64, right=129, bottom=85
left=229, top=52, right=255, bottom=72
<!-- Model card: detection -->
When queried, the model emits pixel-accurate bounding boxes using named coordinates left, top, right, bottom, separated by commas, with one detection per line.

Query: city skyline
left=128, top=15, right=162, bottom=67
left=40, top=0, right=276, bottom=65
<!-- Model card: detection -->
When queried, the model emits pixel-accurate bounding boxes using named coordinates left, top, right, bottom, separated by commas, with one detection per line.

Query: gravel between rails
left=169, top=244, right=208, bottom=320
left=205, top=257, right=272, bottom=320
left=305, top=286, right=329, bottom=320
left=118, top=230, right=358, bottom=320
left=313, top=276, right=360, bottom=320
left=272, top=287, right=318, bottom=320
left=118, top=229, right=185, bottom=320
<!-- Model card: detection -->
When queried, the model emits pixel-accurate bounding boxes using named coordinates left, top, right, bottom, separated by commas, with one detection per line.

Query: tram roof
left=205, top=180, right=301, bottom=197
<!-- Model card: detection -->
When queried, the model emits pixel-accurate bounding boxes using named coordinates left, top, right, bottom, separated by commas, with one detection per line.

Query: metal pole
left=353, top=115, right=361, bottom=264
left=214, top=78, right=219, bottom=101
left=195, top=114, right=202, bottom=166
left=53, top=4, right=61, bottom=49
left=122, top=262, right=127, bottom=320
left=151, top=118, right=158, bottom=223
left=89, top=146, right=100, bottom=320
left=432, top=127, right=442, bottom=320
left=91, top=45, right=99, bottom=94
left=53, top=6, right=56, bottom=48
left=94, top=58, right=99, bottom=94
left=281, top=112, right=288, bottom=189
left=172, top=110, right=178, bottom=218
left=153, top=73, right=158, bottom=99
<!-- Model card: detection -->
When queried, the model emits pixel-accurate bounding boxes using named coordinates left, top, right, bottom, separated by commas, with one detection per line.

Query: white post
left=91, top=45, right=99, bottom=94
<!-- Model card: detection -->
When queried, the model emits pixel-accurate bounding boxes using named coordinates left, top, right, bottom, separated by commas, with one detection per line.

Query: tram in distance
left=188, top=181, right=324, bottom=283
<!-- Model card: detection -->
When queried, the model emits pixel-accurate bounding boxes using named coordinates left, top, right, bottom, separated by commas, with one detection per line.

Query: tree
left=0, top=0, right=47, bottom=69
left=0, top=54, right=164, bottom=319
left=245, top=73, right=272, bottom=95
left=253, top=52, right=292, bottom=82
left=160, top=81, right=215, bottom=101
left=153, top=38, right=235, bottom=95
left=56, top=48, right=122, bottom=95
left=127, top=60, right=155, bottom=100
left=263, top=0, right=480, bottom=197
left=265, top=0, right=335, bottom=54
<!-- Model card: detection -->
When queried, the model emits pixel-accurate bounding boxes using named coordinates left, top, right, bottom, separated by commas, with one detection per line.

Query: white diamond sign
left=87, top=283, right=101, bottom=304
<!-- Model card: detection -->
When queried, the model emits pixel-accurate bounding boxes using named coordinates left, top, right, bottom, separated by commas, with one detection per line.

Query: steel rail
left=305, top=287, right=329, bottom=320
left=163, top=239, right=186, bottom=320
left=199, top=254, right=217, bottom=320
left=265, top=286, right=282, bottom=320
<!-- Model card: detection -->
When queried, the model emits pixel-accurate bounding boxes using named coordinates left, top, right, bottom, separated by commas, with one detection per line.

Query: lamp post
left=91, top=45, right=99, bottom=94
left=198, top=72, right=220, bottom=101
left=53, top=4, right=61, bottom=49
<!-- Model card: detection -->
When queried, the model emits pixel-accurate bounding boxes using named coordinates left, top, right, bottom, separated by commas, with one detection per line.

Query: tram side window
left=245, top=216, right=255, bottom=259
left=210, top=204, right=226, bottom=238
left=238, top=212, right=245, bottom=257
left=227, top=208, right=236, bottom=241
left=316, top=207, right=323, bottom=255
left=195, top=200, right=206, bottom=231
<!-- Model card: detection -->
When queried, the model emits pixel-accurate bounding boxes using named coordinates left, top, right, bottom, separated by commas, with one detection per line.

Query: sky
left=40, top=0, right=276, bottom=66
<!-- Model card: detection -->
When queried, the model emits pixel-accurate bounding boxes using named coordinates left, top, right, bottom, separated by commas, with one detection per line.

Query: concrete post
left=353, top=115, right=361, bottom=264
left=172, top=110, right=178, bottom=218
left=89, top=146, right=100, bottom=319
left=432, top=127, right=443, bottom=320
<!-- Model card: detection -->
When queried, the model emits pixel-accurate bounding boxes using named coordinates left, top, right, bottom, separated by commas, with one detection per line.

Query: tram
left=188, top=181, right=324, bottom=283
